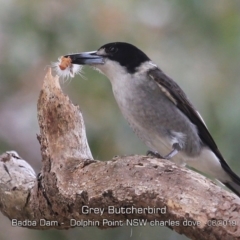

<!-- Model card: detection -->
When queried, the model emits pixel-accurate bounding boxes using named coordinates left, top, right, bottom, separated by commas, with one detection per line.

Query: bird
left=65, top=42, right=240, bottom=197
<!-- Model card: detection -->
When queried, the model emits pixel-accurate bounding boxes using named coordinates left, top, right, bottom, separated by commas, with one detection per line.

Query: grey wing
left=147, top=68, right=240, bottom=183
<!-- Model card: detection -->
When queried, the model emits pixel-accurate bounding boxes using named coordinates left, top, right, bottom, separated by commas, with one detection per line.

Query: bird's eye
left=107, top=46, right=118, bottom=54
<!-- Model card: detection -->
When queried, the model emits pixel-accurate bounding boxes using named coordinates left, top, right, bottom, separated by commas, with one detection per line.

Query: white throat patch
left=133, top=61, right=157, bottom=77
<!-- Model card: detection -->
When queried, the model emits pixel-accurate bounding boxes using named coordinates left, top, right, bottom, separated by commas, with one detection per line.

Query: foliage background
left=0, top=0, right=240, bottom=239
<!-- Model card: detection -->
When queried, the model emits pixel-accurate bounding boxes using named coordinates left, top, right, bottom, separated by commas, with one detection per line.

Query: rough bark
left=0, top=68, right=240, bottom=240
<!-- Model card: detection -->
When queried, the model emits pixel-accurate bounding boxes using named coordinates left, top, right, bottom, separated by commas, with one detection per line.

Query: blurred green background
left=0, top=0, right=240, bottom=239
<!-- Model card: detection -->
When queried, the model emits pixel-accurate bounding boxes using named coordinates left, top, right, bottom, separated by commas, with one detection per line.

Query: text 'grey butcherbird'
left=65, top=42, right=240, bottom=197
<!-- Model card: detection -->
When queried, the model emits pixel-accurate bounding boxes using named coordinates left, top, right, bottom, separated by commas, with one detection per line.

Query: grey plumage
left=112, top=67, right=202, bottom=158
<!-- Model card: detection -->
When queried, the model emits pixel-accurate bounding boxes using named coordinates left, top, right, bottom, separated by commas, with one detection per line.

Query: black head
left=66, top=42, right=151, bottom=74
left=98, top=42, right=150, bottom=73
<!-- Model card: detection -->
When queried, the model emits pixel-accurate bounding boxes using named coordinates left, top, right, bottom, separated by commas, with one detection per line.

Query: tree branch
left=0, top=68, right=240, bottom=239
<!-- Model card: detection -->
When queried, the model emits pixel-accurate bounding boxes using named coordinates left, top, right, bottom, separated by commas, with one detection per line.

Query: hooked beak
left=65, top=51, right=105, bottom=65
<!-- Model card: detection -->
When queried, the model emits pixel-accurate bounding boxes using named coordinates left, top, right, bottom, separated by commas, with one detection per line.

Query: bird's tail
left=207, top=148, right=240, bottom=197
left=224, top=181, right=240, bottom=197
left=221, top=161, right=240, bottom=197
left=187, top=149, right=240, bottom=197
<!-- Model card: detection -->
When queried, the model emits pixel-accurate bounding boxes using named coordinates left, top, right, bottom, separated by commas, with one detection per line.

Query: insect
left=51, top=56, right=83, bottom=80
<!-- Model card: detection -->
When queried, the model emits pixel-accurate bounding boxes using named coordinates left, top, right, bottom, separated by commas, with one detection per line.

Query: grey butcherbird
left=65, top=42, right=240, bottom=197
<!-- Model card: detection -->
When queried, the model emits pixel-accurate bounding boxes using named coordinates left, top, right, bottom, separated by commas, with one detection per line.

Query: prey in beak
left=52, top=51, right=105, bottom=80
left=65, top=51, right=105, bottom=65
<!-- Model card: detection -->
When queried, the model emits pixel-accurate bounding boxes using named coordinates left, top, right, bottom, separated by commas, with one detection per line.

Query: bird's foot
left=163, top=149, right=178, bottom=160
left=147, top=143, right=180, bottom=160
left=146, top=150, right=165, bottom=159
left=163, top=143, right=180, bottom=159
